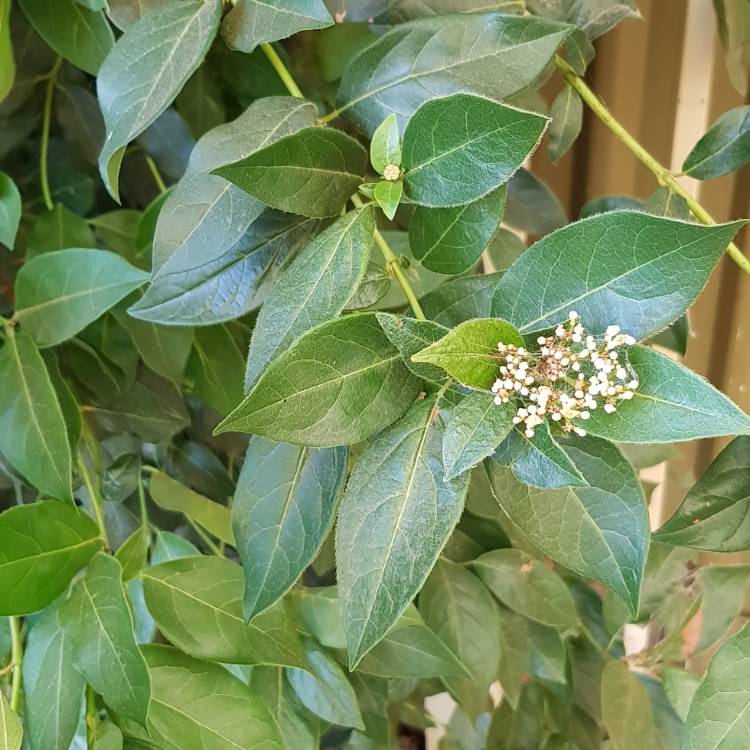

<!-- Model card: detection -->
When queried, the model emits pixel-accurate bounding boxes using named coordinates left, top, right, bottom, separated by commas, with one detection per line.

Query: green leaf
left=0, top=501, right=99, bottom=616
left=493, top=211, right=746, bottom=340
left=185, top=325, right=245, bottom=416
left=335, top=13, right=570, bottom=135
left=419, top=272, right=502, bottom=327
left=221, top=0, right=333, bottom=53
left=643, top=186, right=692, bottom=221
left=373, top=180, right=403, bottom=221
left=287, top=638, right=364, bottom=729
left=0, top=0, right=14, bottom=103
left=97, top=0, right=222, bottom=200
left=682, top=106, right=750, bottom=179
left=370, top=114, right=401, bottom=174
left=548, top=85, right=583, bottom=162
left=419, top=558, right=501, bottom=717
left=402, top=94, right=547, bottom=208
left=148, top=470, right=233, bottom=545
left=336, top=399, right=469, bottom=667
left=486, top=228, right=526, bottom=273
left=714, top=0, right=750, bottom=95
left=0, top=331, right=72, bottom=500
left=409, top=188, right=506, bottom=274
left=661, top=668, right=699, bottom=722
left=216, top=313, right=421, bottom=447
left=582, top=346, right=750, bottom=443
left=470, top=549, right=580, bottom=629
left=412, top=317, right=524, bottom=389
left=19, top=0, right=113, bottom=75
left=486, top=436, right=649, bottom=617
left=443, top=392, right=515, bottom=480
left=527, top=0, right=639, bottom=39
left=27, top=204, right=97, bottom=258
left=0, top=171, right=20, bottom=250
left=655, top=437, right=750, bottom=550
left=375, top=312, right=449, bottom=384
left=505, top=167, right=568, bottom=235
left=234, top=437, right=347, bottom=619
left=14, top=249, right=148, bottom=348
left=143, top=645, right=285, bottom=750
left=697, top=565, right=750, bottom=652
left=23, top=602, right=85, bottom=750
left=244, top=206, right=374, bottom=388
left=493, top=423, right=587, bottom=489
left=682, top=622, right=750, bottom=749
left=527, top=621, right=567, bottom=683
left=59, top=552, right=151, bottom=725
left=115, top=526, right=150, bottom=581
left=497, top=609, right=529, bottom=709
left=0, top=689, right=22, bottom=750
left=214, top=127, right=367, bottom=218
left=132, top=210, right=320, bottom=326
left=142, top=555, right=305, bottom=667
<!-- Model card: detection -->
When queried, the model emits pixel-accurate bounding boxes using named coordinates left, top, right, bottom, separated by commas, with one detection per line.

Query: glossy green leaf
left=583, top=346, right=750, bottom=444
left=419, top=558, right=501, bottom=717
left=443, top=392, right=515, bottom=480
left=493, top=423, right=587, bottom=489
left=23, top=602, right=85, bottom=750
left=59, top=552, right=151, bottom=725
left=0, top=171, right=20, bottom=250
left=214, top=127, right=366, bottom=218
left=19, top=0, right=113, bottom=75
left=132, top=210, right=320, bottom=326
left=370, top=113, right=401, bottom=174
left=142, top=555, right=304, bottom=666
left=548, top=85, right=583, bottom=162
left=0, top=689, right=22, bottom=750
left=148, top=470, right=233, bottom=545
left=143, top=645, right=285, bottom=750
left=287, top=638, right=364, bottom=729
left=0, top=331, right=72, bottom=500
left=493, top=211, right=746, bottom=340
left=234, top=437, right=347, bottom=619
left=216, top=313, right=421, bottom=447
left=402, top=94, right=547, bottom=208
left=682, top=106, right=750, bottom=179
left=486, top=436, right=649, bottom=616
left=15, top=249, right=148, bottom=347
left=222, top=0, right=333, bottom=53
left=373, top=179, right=403, bottom=221
left=655, top=437, right=750, bottom=550
left=0, top=501, right=99, bottom=616
left=336, top=399, right=469, bottom=667
left=410, top=188, right=506, bottom=274
left=412, top=317, right=524, bottom=389
left=97, top=0, right=222, bottom=200
left=244, top=206, right=374, bottom=388
left=697, top=565, right=750, bottom=652
left=335, top=13, right=570, bottom=135
left=470, top=549, right=580, bottom=629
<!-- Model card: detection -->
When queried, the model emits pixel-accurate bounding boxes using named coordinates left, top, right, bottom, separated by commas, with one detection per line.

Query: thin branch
left=40, top=57, right=63, bottom=212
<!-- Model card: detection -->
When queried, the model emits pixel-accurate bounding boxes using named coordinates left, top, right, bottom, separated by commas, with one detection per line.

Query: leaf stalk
left=40, top=57, right=63, bottom=213
left=9, top=616, right=22, bottom=711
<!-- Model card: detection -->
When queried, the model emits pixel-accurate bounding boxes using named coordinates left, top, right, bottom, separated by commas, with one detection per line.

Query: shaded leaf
left=548, top=85, right=582, bottom=162
left=0, top=171, right=20, bottom=250
left=683, top=105, right=750, bottom=179
left=697, top=565, right=750, bottom=652
left=505, top=168, right=567, bottom=236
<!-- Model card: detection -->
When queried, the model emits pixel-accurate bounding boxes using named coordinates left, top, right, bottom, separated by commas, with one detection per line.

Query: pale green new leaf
left=682, top=623, right=750, bottom=749
left=234, top=437, right=347, bottom=619
left=402, top=94, right=547, bottom=208
left=373, top=179, right=403, bottom=220
left=244, top=206, right=374, bottom=388
left=222, top=0, right=333, bottom=53
left=370, top=113, right=401, bottom=174
left=143, top=645, right=285, bottom=750
left=470, top=549, right=580, bottom=629
left=0, top=172, right=20, bottom=250
left=486, top=436, right=649, bottom=616
left=19, top=0, right=113, bottom=75
left=59, top=552, right=151, bottom=725
left=0, top=332, right=72, bottom=501
left=683, top=106, right=750, bottom=179
left=0, top=689, right=22, bottom=750
left=23, top=603, right=85, bottom=750
left=97, top=0, right=222, bottom=200
left=336, top=399, right=469, bottom=667
left=15, top=249, right=148, bottom=347
left=142, top=555, right=305, bottom=666
left=583, top=346, right=750, bottom=443
left=216, top=313, right=421, bottom=447
left=0, top=501, right=99, bottom=616
left=442, top=392, right=515, bottom=480
left=335, top=13, right=570, bottom=135
left=412, top=317, right=524, bottom=389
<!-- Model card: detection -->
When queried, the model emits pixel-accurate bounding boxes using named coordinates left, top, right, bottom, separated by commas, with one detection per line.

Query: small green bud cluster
left=491, top=312, right=639, bottom=438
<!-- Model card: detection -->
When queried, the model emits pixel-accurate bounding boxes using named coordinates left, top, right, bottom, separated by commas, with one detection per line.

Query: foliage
left=0, top=1, right=749, bottom=749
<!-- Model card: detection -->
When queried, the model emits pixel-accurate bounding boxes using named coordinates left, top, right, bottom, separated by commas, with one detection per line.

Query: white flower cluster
left=491, top=312, right=639, bottom=439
